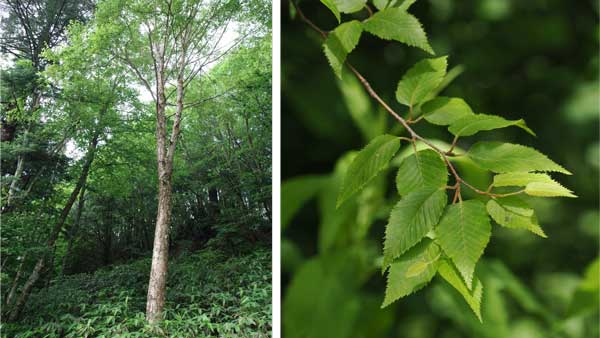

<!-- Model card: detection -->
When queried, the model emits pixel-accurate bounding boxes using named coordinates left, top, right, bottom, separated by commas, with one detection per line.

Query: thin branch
left=293, top=2, right=523, bottom=200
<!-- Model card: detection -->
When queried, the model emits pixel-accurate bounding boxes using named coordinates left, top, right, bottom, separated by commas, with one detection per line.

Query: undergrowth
left=1, top=248, right=271, bottom=337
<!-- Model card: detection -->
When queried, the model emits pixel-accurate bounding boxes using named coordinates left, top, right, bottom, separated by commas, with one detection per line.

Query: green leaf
left=323, top=21, right=363, bottom=79
left=492, top=172, right=576, bottom=198
left=438, top=259, right=483, bottom=321
left=486, top=197, right=547, bottom=238
left=363, top=8, right=434, bottom=55
left=395, top=57, right=448, bottom=108
left=421, top=97, right=474, bottom=125
left=382, top=239, right=440, bottom=307
left=525, top=181, right=576, bottom=198
left=493, top=172, right=555, bottom=187
left=383, top=188, right=447, bottom=269
left=396, top=149, right=448, bottom=196
left=373, top=0, right=417, bottom=11
left=448, top=114, right=535, bottom=137
left=334, top=0, right=367, bottom=13
left=467, top=142, right=572, bottom=175
left=320, top=0, right=341, bottom=22
left=436, top=200, right=491, bottom=288
left=281, top=175, right=329, bottom=231
left=337, top=135, right=401, bottom=207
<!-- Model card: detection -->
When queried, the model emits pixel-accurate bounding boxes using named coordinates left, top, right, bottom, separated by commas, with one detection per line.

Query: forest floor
left=1, top=247, right=271, bottom=337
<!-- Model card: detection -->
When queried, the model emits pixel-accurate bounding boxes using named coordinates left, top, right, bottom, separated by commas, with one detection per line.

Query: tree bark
left=5, top=253, right=27, bottom=309
left=61, top=185, right=86, bottom=275
left=145, top=43, right=185, bottom=323
left=8, top=128, right=100, bottom=321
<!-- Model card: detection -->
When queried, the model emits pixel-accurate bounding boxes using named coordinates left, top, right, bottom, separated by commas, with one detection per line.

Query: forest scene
left=282, top=1, right=598, bottom=338
left=0, top=0, right=272, bottom=336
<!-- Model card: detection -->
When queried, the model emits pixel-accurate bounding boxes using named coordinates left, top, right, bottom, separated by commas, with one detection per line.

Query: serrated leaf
left=320, top=0, right=341, bottom=22
left=395, top=57, right=447, bottom=108
left=492, top=172, right=576, bottom=198
left=334, top=0, right=367, bottom=13
left=525, top=181, right=577, bottom=198
left=467, top=142, right=572, bottom=175
left=373, top=0, right=417, bottom=11
left=438, top=259, right=483, bottom=321
left=363, top=8, right=434, bottom=55
left=421, top=97, right=474, bottom=125
left=448, top=114, right=535, bottom=137
left=383, top=188, right=447, bottom=269
left=396, top=149, right=448, bottom=196
left=486, top=197, right=547, bottom=237
left=493, top=172, right=555, bottom=187
left=323, top=21, right=363, bottom=79
left=382, top=239, right=440, bottom=307
left=436, top=200, right=491, bottom=288
left=338, top=135, right=401, bottom=207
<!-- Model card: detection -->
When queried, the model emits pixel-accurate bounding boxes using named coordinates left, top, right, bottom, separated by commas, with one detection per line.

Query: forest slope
left=1, top=247, right=271, bottom=338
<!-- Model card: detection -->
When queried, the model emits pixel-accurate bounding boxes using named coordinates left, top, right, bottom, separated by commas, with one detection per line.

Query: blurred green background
left=281, top=0, right=599, bottom=337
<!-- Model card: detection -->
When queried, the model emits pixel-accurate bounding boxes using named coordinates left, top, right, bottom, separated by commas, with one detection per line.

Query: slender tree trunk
left=146, top=46, right=185, bottom=323
left=61, top=185, right=86, bottom=275
left=8, top=128, right=100, bottom=321
left=5, top=253, right=27, bottom=309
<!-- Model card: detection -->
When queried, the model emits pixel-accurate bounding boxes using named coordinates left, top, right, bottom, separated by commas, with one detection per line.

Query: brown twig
left=293, top=2, right=522, bottom=200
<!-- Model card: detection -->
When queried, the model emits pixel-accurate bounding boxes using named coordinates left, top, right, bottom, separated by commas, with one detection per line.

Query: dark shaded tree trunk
left=8, top=127, right=100, bottom=321
left=5, top=253, right=27, bottom=309
left=61, top=185, right=86, bottom=275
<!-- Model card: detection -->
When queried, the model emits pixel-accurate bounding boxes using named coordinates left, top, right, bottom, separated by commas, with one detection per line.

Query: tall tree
left=95, top=0, right=252, bottom=323
left=5, top=21, right=129, bottom=320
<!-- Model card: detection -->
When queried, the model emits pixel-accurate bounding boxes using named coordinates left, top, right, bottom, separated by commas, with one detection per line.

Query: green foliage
left=1, top=248, right=271, bottom=338
left=436, top=200, right=491, bottom=287
left=447, top=114, right=535, bottom=137
left=395, top=149, right=448, bottom=196
left=383, top=188, right=446, bottom=268
left=287, top=0, right=581, bottom=329
left=283, top=0, right=597, bottom=336
left=421, top=97, right=474, bottom=125
left=323, top=21, right=363, bottom=79
left=467, top=142, right=572, bottom=174
left=363, top=8, right=434, bottom=55
left=395, top=57, right=447, bottom=107
left=337, top=134, right=400, bottom=207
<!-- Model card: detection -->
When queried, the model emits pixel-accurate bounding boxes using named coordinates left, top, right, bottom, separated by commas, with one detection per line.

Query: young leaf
left=334, top=0, right=368, bottom=13
left=337, top=135, right=401, bottom=207
left=492, top=172, right=576, bottom=198
left=395, top=57, right=448, bottom=108
left=363, top=8, right=434, bottom=55
left=486, top=197, right=547, bottom=237
left=396, top=149, right=448, bottom=196
left=373, top=0, right=417, bottom=11
left=320, top=0, right=341, bottom=22
left=525, top=181, right=577, bottom=198
left=421, top=97, right=474, bottom=125
left=467, top=142, right=572, bottom=175
left=438, top=259, right=483, bottom=322
left=383, top=188, right=447, bottom=269
left=448, top=114, right=535, bottom=137
left=493, top=172, right=555, bottom=187
left=382, top=239, right=440, bottom=307
left=323, top=21, right=363, bottom=79
left=436, top=200, right=491, bottom=288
